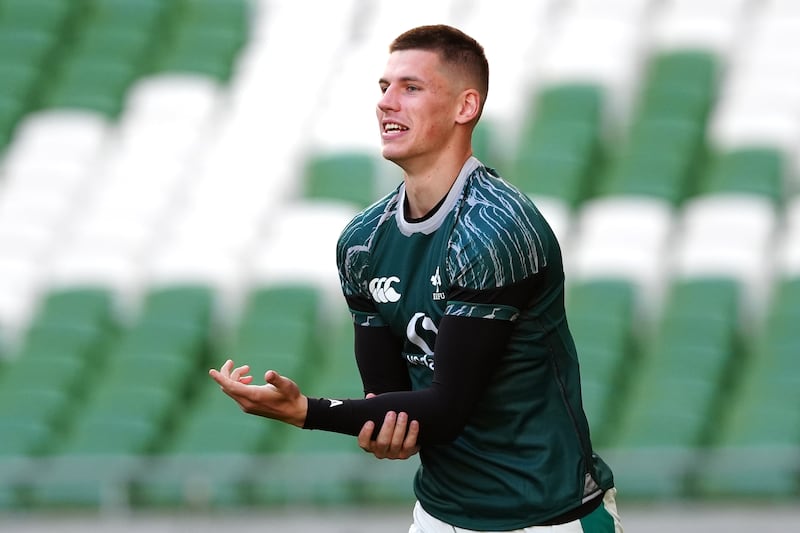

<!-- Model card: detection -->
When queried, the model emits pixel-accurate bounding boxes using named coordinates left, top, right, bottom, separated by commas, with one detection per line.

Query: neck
left=401, top=149, right=472, bottom=219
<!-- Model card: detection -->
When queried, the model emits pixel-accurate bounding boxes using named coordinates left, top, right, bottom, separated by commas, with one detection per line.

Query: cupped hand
left=209, top=359, right=308, bottom=427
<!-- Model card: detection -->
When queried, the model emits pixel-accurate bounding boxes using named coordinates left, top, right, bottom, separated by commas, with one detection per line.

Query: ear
left=455, top=89, right=481, bottom=125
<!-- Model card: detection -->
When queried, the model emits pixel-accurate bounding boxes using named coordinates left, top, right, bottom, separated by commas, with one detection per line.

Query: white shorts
left=408, top=488, right=623, bottom=533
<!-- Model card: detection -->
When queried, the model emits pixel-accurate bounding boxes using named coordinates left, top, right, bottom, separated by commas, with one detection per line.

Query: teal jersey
left=336, top=157, right=614, bottom=529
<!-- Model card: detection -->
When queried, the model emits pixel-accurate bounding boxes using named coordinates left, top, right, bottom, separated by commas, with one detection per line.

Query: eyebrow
left=378, top=75, right=426, bottom=85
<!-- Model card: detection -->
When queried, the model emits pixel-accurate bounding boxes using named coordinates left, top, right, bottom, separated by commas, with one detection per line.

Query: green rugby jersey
left=336, top=157, right=614, bottom=529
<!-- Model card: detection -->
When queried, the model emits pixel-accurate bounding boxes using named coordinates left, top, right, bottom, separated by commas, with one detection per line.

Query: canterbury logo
left=369, top=276, right=402, bottom=303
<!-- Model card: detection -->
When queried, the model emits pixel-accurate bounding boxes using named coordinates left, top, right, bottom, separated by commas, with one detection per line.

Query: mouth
left=382, top=122, right=409, bottom=134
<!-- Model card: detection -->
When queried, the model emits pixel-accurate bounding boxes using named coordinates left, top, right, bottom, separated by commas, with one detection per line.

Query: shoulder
left=337, top=187, right=401, bottom=254
left=336, top=186, right=401, bottom=295
left=448, top=166, right=557, bottom=289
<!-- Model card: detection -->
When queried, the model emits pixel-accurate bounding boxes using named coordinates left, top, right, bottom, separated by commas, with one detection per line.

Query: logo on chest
left=430, top=266, right=446, bottom=301
left=369, top=276, right=402, bottom=303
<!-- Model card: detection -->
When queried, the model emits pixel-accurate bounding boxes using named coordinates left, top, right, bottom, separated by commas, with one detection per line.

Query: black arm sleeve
left=305, top=314, right=515, bottom=444
left=353, top=325, right=410, bottom=395
left=304, top=275, right=539, bottom=444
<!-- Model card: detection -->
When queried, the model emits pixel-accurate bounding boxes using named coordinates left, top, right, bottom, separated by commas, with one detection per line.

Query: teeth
left=384, top=123, right=407, bottom=132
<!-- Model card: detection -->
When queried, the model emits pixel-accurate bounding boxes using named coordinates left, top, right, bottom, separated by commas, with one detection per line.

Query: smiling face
left=376, top=49, right=465, bottom=173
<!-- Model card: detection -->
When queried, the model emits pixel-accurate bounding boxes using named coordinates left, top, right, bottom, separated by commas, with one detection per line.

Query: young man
left=210, top=25, right=622, bottom=532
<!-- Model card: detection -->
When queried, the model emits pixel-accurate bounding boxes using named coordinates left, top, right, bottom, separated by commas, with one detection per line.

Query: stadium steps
left=692, top=276, right=800, bottom=499
left=248, top=309, right=407, bottom=506
left=0, top=286, right=119, bottom=507
left=606, top=277, right=744, bottom=499
left=11, top=284, right=214, bottom=508
left=567, top=279, right=639, bottom=448
left=131, top=283, right=324, bottom=508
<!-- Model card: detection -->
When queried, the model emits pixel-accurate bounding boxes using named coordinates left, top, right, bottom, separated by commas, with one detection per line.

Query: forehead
left=381, top=49, right=445, bottom=81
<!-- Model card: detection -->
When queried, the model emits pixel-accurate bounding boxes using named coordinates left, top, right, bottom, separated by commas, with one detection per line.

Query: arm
left=353, top=323, right=410, bottom=395
left=211, top=277, right=537, bottom=446
left=305, top=275, right=538, bottom=444
left=305, top=313, right=515, bottom=444
left=209, top=303, right=517, bottom=445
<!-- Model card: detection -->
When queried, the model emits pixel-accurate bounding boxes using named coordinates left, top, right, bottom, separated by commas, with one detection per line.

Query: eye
left=406, top=85, right=419, bottom=92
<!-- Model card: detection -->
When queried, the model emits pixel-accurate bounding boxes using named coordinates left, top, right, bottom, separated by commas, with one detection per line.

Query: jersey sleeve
left=336, top=189, right=401, bottom=306
left=447, top=176, right=550, bottom=294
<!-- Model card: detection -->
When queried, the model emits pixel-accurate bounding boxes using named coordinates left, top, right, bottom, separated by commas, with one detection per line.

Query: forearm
left=305, top=315, right=514, bottom=444
left=305, top=387, right=457, bottom=441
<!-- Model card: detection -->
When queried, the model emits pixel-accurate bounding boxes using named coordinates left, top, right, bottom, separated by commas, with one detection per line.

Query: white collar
left=396, top=156, right=481, bottom=236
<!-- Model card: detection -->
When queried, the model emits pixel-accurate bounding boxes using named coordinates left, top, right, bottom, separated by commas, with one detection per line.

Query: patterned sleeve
left=447, top=174, right=550, bottom=292
left=336, top=211, right=372, bottom=301
left=336, top=192, right=400, bottom=326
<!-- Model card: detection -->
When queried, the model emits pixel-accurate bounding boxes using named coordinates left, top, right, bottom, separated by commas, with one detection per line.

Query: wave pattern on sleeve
left=448, top=168, right=547, bottom=291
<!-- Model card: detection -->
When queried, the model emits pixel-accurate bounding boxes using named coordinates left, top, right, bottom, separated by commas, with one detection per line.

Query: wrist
left=292, top=395, right=308, bottom=428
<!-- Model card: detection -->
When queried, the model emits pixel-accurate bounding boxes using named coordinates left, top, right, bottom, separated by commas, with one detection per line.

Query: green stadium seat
left=0, top=395, right=55, bottom=456
left=138, top=284, right=216, bottom=329
left=567, top=279, right=637, bottom=446
left=132, top=383, right=278, bottom=507
left=0, top=28, right=57, bottom=68
left=597, top=49, right=719, bottom=205
left=701, top=147, right=785, bottom=202
left=238, top=283, right=323, bottom=325
left=39, top=57, right=139, bottom=117
left=57, top=416, right=160, bottom=457
left=64, top=26, right=154, bottom=71
left=532, top=84, right=604, bottom=126
left=600, top=151, right=691, bottom=204
left=0, top=93, right=26, bottom=148
left=693, top=277, right=800, bottom=497
left=82, top=0, right=173, bottom=33
left=639, top=50, right=718, bottom=113
left=250, top=311, right=367, bottom=505
left=610, top=277, right=741, bottom=498
left=0, top=286, right=120, bottom=462
left=132, top=453, right=255, bottom=508
left=636, top=87, right=713, bottom=124
left=153, top=26, right=244, bottom=81
left=303, top=151, right=382, bottom=209
left=176, top=0, right=249, bottom=32
left=512, top=83, right=605, bottom=206
left=0, top=0, right=76, bottom=34
left=33, top=287, right=116, bottom=329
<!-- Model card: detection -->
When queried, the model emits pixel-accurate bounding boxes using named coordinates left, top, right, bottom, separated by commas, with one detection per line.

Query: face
left=376, top=49, right=461, bottom=169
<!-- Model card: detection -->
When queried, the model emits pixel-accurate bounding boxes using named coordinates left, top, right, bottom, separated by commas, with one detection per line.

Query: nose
left=377, top=85, right=398, bottom=112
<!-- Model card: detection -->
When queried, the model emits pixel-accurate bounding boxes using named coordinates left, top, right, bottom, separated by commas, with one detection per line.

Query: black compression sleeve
left=304, top=314, right=515, bottom=444
left=353, top=325, right=411, bottom=395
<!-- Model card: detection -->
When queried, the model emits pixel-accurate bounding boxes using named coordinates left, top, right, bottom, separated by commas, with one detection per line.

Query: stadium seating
left=0, top=0, right=799, bottom=513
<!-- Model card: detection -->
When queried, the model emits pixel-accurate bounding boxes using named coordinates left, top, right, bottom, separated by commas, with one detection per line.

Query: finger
left=390, top=412, right=410, bottom=451
left=264, top=369, right=291, bottom=392
left=404, top=420, right=420, bottom=452
left=365, top=393, right=377, bottom=399
left=230, top=364, right=251, bottom=382
left=358, top=420, right=376, bottom=451
left=208, top=368, right=227, bottom=386
left=218, top=359, right=234, bottom=378
left=375, top=411, right=397, bottom=451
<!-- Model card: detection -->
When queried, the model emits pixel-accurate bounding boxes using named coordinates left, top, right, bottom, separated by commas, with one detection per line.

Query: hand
left=209, top=359, right=308, bottom=427
left=358, top=394, right=420, bottom=460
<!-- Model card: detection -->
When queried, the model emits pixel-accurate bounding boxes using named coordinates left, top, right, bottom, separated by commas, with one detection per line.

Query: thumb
left=264, top=369, right=292, bottom=391
left=365, top=393, right=377, bottom=399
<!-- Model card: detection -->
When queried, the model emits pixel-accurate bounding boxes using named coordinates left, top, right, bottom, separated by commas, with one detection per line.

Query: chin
left=381, top=147, right=404, bottom=164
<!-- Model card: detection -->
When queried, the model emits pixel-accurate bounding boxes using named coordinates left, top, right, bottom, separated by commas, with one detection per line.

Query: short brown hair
left=390, top=25, right=489, bottom=119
